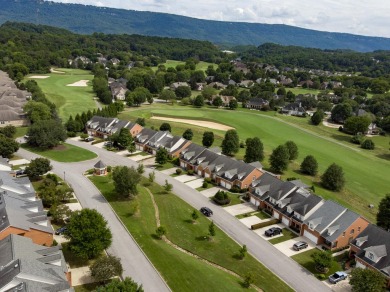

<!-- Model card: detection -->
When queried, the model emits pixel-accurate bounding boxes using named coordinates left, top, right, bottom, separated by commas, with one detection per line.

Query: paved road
left=19, top=139, right=331, bottom=292
left=17, top=148, right=170, bottom=292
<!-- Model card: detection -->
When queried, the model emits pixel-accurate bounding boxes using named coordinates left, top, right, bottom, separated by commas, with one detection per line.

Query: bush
left=204, top=177, right=212, bottom=183
left=175, top=168, right=182, bottom=175
left=156, top=226, right=166, bottom=239
left=212, top=190, right=230, bottom=205
left=171, top=157, right=180, bottom=166
left=317, top=274, right=327, bottom=280
left=202, top=182, right=208, bottom=188
left=187, top=169, right=194, bottom=175
left=239, top=141, right=245, bottom=148
left=67, top=131, right=76, bottom=137
left=338, top=126, right=343, bottom=132
left=230, top=185, right=241, bottom=193
left=107, top=165, right=112, bottom=172
left=251, top=218, right=280, bottom=230
left=361, top=139, right=375, bottom=150
left=350, top=134, right=364, bottom=144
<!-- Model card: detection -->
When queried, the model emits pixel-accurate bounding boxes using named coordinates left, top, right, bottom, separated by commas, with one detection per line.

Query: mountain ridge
left=1, top=0, right=390, bottom=52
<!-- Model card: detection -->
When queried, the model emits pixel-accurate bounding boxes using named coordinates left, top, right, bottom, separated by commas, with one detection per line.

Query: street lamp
left=63, top=171, right=66, bottom=181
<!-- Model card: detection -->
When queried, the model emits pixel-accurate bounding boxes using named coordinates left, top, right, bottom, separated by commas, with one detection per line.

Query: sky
left=49, top=0, right=390, bottom=38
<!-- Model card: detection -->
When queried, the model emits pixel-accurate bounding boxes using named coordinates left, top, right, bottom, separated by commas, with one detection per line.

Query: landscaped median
left=21, top=143, right=97, bottom=162
left=89, top=173, right=293, bottom=292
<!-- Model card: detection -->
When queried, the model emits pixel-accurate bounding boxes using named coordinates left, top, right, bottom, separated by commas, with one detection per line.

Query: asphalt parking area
left=224, top=202, right=257, bottom=216
left=273, top=236, right=316, bottom=257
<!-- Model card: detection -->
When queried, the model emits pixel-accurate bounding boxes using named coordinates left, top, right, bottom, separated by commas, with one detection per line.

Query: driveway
left=92, top=142, right=105, bottom=148
left=224, top=202, right=257, bottom=216
left=174, top=174, right=198, bottom=183
left=22, top=139, right=330, bottom=292
left=323, top=277, right=352, bottom=292
left=274, top=236, right=316, bottom=257
left=185, top=178, right=204, bottom=189
left=239, top=215, right=263, bottom=228
left=8, top=159, right=30, bottom=166
left=65, top=202, right=82, bottom=212
left=200, top=187, right=220, bottom=198
left=128, top=154, right=153, bottom=162
left=253, top=223, right=285, bottom=240
left=161, top=167, right=178, bottom=175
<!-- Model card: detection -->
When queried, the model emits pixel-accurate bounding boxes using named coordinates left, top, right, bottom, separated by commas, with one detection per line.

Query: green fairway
left=287, top=88, right=321, bottom=95
left=26, top=68, right=97, bottom=120
left=90, top=175, right=292, bottom=292
left=21, top=143, right=97, bottom=162
left=120, top=104, right=390, bottom=222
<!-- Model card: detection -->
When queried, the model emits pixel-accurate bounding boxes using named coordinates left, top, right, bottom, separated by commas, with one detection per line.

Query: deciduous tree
left=300, top=155, right=318, bottom=176
left=182, top=129, right=193, bottom=140
left=112, top=166, right=141, bottom=198
left=221, top=129, right=240, bottom=156
left=285, top=140, right=299, bottom=160
left=155, top=148, right=169, bottom=165
left=65, top=209, right=112, bottom=259
left=321, top=163, right=345, bottom=191
left=26, top=119, right=67, bottom=149
left=311, top=110, right=324, bottom=125
left=350, top=268, right=386, bottom=292
left=377, top=194, right=390, bottom=231
left=90, top=255, right=123, bottom=283
left=159, top=122, right=171, bottom=132
left=0, top=135, right=19, bottom=158
left=25, top=158, right=52, bottom=179
left=96, top=277, right=143, bottom=292
left=269, top=145, right=290, bottom=173
left=244, top=137, right=264, bottom=163
left=202, top=131, right=214, bottom=147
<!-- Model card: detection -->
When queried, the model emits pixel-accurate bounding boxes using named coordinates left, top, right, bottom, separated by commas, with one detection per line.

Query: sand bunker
left=29, top=76, right=50, bottom=79
left=50, top=68, right=65, bottom=74
left=66, top=80, right=89, bottom=87
left=151, top=116, right=234, bottom=131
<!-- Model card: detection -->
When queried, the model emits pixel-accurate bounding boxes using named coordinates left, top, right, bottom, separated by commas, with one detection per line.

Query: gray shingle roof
left=351, top=224, right=390, bottom=275
left=321, top=209, right=360, bottom=242
left=0, top=234, right=72, bottom=292
left=94, top=160, right=106, bottom=169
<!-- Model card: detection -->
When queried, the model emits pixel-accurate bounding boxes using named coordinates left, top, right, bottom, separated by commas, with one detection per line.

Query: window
left=350, top=229, right=355, bottom=235
left=342, top=232, right=346, bottom=237
left=367, top=252, right=374, bottom=260
left=252, top=176, right=256, bottom=181
left=358, top=226, right=361, bottom=232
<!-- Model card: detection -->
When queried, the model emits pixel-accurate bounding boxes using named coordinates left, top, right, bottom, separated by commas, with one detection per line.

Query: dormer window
left=309, top=223, right=314, bottom=230
left=368, top=252, right=374, bottom=260
left=350, top=229, right=355, bottom=235
left=342, top=232, right=345, bottom=237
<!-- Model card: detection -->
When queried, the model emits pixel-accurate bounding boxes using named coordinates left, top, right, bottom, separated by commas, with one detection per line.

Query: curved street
left=18, top=139, right=331, bottom=292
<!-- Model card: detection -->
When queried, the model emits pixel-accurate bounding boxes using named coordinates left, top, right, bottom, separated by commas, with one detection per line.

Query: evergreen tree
left=202, top=131, right=214, bottom=147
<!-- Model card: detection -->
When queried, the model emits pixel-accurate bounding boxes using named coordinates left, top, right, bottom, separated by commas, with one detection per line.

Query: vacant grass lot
left=291, top=249, right=342, bottom=279
left=120, top=104, right=389, bottom=222
left=26, top=68, right=97, bottom=120
left=21, top=143, right=97, bottom=162
left=152, top=60, right=215, bottom=72
left=90, top=175, right=291, bottom=292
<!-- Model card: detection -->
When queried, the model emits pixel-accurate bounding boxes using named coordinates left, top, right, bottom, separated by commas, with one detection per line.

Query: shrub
left=251, top=218, right=280, bottom=230
left=171, top=157, right=180, bottom=166
left=175, top=168, right=182, bottom=175
left=67, top=131, right=76, bottom=137
left=350, top=134, right=364, bottom=144
left=202, top=182, right=208, bottom=188
left=361, top=139, right=375, bottom=150
left=213, top=190, right=230, bottom=205
left=155, top=226, right=166, bottom=239
left=239, top=141, right=245, bottom=148
left=338, top=126, right=343, bottom=132
left=286, top=177, right=297, bottom=181
left=204, top=177, right=212, bottom=183
left=317, top=274, right=327, bottom=280
left=187, top=169, right=194, bottom=175
left=107, top=165, right=112, bottom=172
left=230, top=185, right=241, bottom=193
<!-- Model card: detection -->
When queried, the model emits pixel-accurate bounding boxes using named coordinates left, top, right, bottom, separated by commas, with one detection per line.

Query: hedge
left=251, top=218, right=280, bottom=230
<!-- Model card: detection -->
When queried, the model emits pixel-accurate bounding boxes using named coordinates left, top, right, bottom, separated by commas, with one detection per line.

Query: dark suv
left=265, top=227, right=283, bottom=237
left=200, top=207, right=213, bottom=217
left=293, top=241, right=308, bottom=251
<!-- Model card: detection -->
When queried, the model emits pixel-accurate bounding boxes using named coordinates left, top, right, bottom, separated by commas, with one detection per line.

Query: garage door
left=303, top=230, right=318, bottom=244
left=205, top=173, right=210, bottom=178
left=282, top=216, right=290, bottom=226
left=220, top=181, right=226, bottom=188
left=226, top=183, right=232, bottom=189
left=198, top=170, right=202, bottom=176
left=250, top=197, right=257, bottom=205
left=180, top=162, right=186, bottom=168
left=273, top=211, right=280, bottom=219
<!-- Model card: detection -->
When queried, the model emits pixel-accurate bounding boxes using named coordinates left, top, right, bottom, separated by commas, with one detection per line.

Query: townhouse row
left=0, top=158, right=72, bottom=292
left=85, top=115, right=390, bottom=286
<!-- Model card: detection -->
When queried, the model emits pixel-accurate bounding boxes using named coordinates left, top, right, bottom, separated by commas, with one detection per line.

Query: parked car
left=85, top=137, right=94, bottom=142
left=265, top=227, right=283, bottom=237
left=55, top=226, right=67, bottom=235
left=328, top=271, right=348, bottom=284
left=293, top=241, right=308, bottom=251
left=104, top=141, right=113, bottom=147
left=200, top=207, right=213, bottom=217
left=15, top=169, right=26, bottom=176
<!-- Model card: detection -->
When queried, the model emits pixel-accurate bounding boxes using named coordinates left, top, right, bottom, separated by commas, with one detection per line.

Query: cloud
left=48, top=0, right=390, bottom=37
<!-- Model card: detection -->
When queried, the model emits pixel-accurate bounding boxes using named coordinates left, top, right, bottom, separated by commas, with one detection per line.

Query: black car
left=293, top=241, right=308, bottom=251
left=265, top=227, right=283, bottom=237
left=55, top=226, right=67, bottom=235
left=15, top=169, right=26, bottom=176
left=85, top=137, right=94, bottom=142
left=200, top=207, right=213, bottom=217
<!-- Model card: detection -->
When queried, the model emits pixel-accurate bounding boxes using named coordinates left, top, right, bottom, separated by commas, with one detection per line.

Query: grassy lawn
left=155, top=161, right=177, bottom=171
left=196, top=182, right=215, bottom=191
left=226, top=192, right=243, bottom=206
left=25, top=68, right=97, bottom=120
left=287, top=88, right=321, bottom=96
left=74, top=282, right=105, bottom=292
left=269, top=229, right=298, bottom=244
left=14, top=126, right=28, bottom=138
left=21, top=143, right=97, bottom=162
left=291, top=249, right=343, bottom=279
left=120, top=104, right=389, bottom=222
left=61, top=242, right=96, bottom=268
left=89, top=175, right=291, bottom=292
left=152, top=60, right=215, bottom=72
left=236, top=210, right=271, bottom=220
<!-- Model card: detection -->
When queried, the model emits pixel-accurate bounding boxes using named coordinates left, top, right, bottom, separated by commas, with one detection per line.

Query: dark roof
left=94, top=160, right=106, bottom=169
left=247, top=98, right=269, bottom=106
left=251, top=172, right=284, bottom=200
left=135, top=128, right=158, bottom=144
left=351, top=224, right=390, bottom=275
left=181, top=144, right=207, bottom=163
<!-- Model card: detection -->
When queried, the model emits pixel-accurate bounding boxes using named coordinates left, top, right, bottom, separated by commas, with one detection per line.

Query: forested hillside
left=241, top=43, right=390, bottom=77
left=1, top=0, right=390, bottom=52
left=0, top=22, right=222, bottom=76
